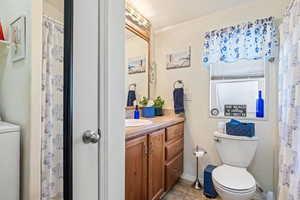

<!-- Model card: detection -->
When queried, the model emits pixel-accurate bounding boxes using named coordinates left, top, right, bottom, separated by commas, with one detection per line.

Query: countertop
left=126, top=114, right=185, bottom=140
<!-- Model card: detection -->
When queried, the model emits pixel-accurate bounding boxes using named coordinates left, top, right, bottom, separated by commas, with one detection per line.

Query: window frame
left=208, top=58, right=270, bottom=121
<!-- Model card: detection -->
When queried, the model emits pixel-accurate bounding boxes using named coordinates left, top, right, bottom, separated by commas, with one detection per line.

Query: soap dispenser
left=256, top=90, right=264, bottom=118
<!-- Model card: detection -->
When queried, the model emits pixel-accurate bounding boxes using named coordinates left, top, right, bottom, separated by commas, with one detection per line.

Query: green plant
left=139, top=96, right=149, bottom=107
left=154, top=96, right=165, bottom=109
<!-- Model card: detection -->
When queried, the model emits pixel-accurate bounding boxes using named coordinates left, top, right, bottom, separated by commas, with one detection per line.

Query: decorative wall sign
left=224, top=104, right=247, bottom=117
left=10, top=15, right=26, bottom=62
left=166, top=47, right=191, bottom=69
left=128, top=56, right=147, bottom=74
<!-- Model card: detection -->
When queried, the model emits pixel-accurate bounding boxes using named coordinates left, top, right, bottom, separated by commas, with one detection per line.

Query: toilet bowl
left=212, top=165, right=256, bottom=200
left=213, top=132, right=258, bottom=200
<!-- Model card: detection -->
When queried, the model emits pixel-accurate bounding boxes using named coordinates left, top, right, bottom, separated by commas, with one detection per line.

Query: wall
left=0, top=0, right=32, bottom=199
left=153, top=0, right=289, bottom=192
left=44, top=0, right=64, bottom=22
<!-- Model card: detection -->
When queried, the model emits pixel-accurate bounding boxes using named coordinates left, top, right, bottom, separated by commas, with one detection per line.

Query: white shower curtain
left=278, top=0, right=300, bottom=199
left=41, top=16, right=64, bottom=200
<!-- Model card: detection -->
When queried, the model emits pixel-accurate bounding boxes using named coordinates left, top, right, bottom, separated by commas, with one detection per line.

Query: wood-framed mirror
left=125, top=2, right=151, bottom=107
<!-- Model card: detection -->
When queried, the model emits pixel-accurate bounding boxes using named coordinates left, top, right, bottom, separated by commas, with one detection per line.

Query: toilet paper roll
left=194, top=151, right=205, bottom=157
left=217, top=122, right=226, bottom=133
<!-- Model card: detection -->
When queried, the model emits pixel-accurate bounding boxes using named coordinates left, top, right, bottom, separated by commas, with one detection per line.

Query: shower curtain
left=278, top=0, right=300, bottom=199
left=41, top=16, right=64, bottom=200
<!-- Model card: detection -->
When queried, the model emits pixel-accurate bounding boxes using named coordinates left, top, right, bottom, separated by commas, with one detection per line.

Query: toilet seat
left=212, top=165, right=256, bottom=192
left=213, top=178, right=256, bottom=194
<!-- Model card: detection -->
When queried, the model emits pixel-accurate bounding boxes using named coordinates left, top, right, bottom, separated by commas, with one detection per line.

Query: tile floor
left=163, top=180, right=221, bottom=200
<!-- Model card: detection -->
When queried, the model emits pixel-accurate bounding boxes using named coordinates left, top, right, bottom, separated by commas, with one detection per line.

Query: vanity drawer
left=166, top=123, right=184, bottom=142
left=165, top=153, right=183, bottom=191
left=165, top=138, right=184, bottom=161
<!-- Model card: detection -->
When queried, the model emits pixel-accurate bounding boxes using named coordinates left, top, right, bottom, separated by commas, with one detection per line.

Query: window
left=209, top=59, right=267, bottom=119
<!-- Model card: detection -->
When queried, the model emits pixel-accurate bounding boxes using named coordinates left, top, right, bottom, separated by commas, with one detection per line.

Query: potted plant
left=139, top=97, right=155, bottom=118
left=154, top=96, right=165, bottom=116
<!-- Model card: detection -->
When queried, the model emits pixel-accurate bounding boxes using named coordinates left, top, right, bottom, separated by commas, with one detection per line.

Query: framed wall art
left=10, top=15, right=26, bottom=62
left=128, top=56, right=147, bottom=74
left=166, top=46, right=191, bottom=70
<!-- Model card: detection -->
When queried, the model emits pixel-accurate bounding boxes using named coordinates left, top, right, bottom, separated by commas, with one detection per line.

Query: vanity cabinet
left=165, top=122, right=184, bottom=142
left=165, top=123, right=184, bottom=192
left=148, top=130, right=165, bottom=200
left=125, top=122, right=184, bottom=200
left=126, top=136, right=148, bottom=200
left=165, top=153, right=183, bottom=191
left=165, top=138, right=184, bottom=161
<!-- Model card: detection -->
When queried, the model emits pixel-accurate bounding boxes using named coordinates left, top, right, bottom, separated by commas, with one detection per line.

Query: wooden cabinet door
left=126, top=136, right=148, bottom=200
left=148, top=130, right=165, bottom=200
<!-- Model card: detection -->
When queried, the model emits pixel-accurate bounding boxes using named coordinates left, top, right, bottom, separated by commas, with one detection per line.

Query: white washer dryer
left=0, top=121, right=20, bottom=200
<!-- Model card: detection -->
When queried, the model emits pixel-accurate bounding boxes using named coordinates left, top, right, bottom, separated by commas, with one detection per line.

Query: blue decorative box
left=226, top=119, right=255, bottom=137
left=142, top=107, right=155, bottom=118
left=204, top=165, right=218, bottom=198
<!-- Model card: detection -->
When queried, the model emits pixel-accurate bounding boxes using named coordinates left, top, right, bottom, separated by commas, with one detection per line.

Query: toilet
left=212, top=132, right=258, bottom=200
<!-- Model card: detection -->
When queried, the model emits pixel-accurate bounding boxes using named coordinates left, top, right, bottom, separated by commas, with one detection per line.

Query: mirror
left=125, top=25, right=150, bottom=105
left=209, top=59, right=268, bottom=119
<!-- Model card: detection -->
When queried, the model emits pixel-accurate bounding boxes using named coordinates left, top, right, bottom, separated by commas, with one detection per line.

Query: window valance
left=203, top=17, right=278, bottom=64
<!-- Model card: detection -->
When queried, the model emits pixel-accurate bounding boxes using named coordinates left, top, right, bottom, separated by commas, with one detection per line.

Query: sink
left=125, top=119, right=153, bottom=127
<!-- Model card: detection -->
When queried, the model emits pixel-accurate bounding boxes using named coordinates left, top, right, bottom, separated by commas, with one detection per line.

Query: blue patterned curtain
left=203, top=17, right=278, bottom=64
left=41, top=16, right=64, bottom=200
left=278, top=0, right=300, bottom=199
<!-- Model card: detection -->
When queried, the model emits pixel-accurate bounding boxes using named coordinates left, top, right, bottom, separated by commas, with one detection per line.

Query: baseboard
left=181, top=173, right=195, bottom=182
left=181, top=173, right=204, bottom=184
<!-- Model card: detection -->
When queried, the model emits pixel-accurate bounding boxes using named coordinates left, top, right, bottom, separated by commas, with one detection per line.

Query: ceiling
left=127, top=0, right=253, bottom=30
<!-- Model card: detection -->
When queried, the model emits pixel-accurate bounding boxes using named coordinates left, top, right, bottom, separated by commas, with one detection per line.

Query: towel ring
left=173, top=80, right=184, bottom=89
left=129, top=83, right=136, bottom=91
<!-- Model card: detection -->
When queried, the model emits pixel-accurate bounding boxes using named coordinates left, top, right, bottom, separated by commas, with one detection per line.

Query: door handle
left=82, top=130, right=100, bottom=144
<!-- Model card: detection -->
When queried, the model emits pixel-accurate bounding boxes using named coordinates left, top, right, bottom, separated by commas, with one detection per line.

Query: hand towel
left=173, top=88, right=185, bottom=114
left=127, top=90, right=136, bottom=107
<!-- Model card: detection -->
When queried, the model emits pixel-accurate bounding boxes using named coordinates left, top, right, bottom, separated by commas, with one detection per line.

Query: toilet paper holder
left=192, top=145, right=207, bottom=190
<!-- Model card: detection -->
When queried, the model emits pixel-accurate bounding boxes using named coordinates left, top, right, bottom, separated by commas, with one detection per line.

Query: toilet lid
left=212, top=165, right=256, bottom=191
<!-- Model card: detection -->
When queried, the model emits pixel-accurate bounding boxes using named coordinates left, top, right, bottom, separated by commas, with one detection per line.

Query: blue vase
left=155, top=108, right=163, bottom=116
left=134, top=105, right=140, bottom=119
left=256, top=90, right=264, bottom=118
left=142, top=107, right=155, bottom=118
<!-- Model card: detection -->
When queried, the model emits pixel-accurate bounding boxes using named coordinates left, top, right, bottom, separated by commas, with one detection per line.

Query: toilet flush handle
left=214, top=138, right=221, bottom=143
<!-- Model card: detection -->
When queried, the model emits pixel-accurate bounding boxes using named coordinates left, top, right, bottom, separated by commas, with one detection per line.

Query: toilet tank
left=214, top=132, right=258, bottom=168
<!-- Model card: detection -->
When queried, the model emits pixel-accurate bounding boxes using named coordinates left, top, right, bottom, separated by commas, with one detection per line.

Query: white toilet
left=212, top=132, right=258, bottom=200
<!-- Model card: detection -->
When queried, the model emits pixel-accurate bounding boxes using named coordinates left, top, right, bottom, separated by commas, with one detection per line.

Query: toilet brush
left=192, top=145, right=207, bottom=190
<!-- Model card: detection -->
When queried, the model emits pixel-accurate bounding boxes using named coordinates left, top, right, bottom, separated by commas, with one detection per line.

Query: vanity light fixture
left=126, top=2, right=151, bottom=30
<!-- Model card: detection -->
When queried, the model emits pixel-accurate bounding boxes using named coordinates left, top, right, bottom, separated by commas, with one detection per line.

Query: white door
left=73, top=0, right=99, bottom=199
left=72, top=0, right=125, bottom=199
